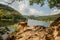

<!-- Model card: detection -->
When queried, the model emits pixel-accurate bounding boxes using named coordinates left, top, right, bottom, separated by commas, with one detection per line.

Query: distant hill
left=24, top=14, right=60, bottom=23
left=0, top=4, right=26, bottom=26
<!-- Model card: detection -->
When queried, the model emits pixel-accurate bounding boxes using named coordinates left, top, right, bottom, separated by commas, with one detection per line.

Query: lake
left=27, top=19, right=50, bottom=27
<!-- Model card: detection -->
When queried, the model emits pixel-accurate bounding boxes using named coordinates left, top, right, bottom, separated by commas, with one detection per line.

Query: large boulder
left=5, top=17, right=60, bottom=40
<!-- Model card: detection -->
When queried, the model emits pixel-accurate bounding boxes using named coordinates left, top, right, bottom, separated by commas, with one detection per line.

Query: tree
left=29, top=0, right=60, bottom=8
left=5, top=0, right=60, bottom=9
left=0, top=4, right=26, bottom=40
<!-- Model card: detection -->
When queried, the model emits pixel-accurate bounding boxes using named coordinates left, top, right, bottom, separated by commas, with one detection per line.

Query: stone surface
left=5, top=17, right=60, bottom=40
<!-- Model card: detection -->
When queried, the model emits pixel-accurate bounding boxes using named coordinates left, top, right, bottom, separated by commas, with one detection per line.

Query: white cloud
left=29, top=9, right=40, bottom=14
left=18, top=1, right=28, bottom=15
left=18, top=0, right=52, bottom=16
left=53, top=9, right=57, bottom=12
left=51, top=9, right=60, bottom=15
left=4, top=0, right=14, bottom=3
left=18, top=1, right=48, bottom=16
left=0, top=2, right=6, bottom=4
left=19, top=3, right=27, bottom=11
left=28, top=8, right=45, bottom=16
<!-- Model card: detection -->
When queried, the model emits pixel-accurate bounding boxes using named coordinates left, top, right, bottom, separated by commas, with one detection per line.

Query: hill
left=0, top=4, right=26, bottom=26
left=24, top=14, right=60, bottom=23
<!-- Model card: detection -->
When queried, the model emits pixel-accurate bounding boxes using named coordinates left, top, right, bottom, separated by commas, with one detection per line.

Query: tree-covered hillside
left=0, top=4, right=26, bottom=26
left=24, top=14, right=60, bottom=23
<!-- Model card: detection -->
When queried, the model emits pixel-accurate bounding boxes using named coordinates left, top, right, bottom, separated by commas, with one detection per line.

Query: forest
left=0, top=4, right=26, bottom=26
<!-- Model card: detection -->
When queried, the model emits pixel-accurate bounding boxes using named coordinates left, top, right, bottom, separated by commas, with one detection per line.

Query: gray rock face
left=6, top=17, right=60, bottom=40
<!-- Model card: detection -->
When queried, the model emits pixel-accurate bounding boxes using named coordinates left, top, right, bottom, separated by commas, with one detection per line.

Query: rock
left=50, top=17, right=60, bottom=26
left=5, top=17, right=60, bottom=40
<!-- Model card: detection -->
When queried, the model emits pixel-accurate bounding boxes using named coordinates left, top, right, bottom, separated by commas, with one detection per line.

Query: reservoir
left=28, top=19, right=50, bottom=27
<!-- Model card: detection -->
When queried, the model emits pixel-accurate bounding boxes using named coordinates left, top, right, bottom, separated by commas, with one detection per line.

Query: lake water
left=28, top=19, right=50, bottom=27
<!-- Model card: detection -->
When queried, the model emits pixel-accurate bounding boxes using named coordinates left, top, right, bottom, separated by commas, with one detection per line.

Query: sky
left=0, top=0, right=60, bottom=16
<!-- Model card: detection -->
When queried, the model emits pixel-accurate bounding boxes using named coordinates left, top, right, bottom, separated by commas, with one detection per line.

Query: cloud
left=18, top=0, right=52, bottom=16
left=18, top=1, right=49, bottom=16
left=0, top=2, right=6, bottom=4
left=51, top=9, right=60, bottom=15
left=4, top=0, right=14, bottom=3
left=19, top=3, right=27, bottom=11
left=29, top=9, right=40, bottom=14
left=28, top=8, right=45, bottom=16
left=18, top=1, right=29, bottom=15
left=0, top=1, right=49, bottom=16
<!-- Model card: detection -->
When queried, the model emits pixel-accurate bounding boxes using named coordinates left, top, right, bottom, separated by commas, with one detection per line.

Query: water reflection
left=28, top=19, right=50, bottom=27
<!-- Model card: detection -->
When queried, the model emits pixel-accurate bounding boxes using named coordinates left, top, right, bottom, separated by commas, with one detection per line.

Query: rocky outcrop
left=50, top=17, right=60, bottom=26
left=5, top=17, right=60, bottom=40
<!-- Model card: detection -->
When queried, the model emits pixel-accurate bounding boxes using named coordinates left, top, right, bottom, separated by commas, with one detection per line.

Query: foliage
left=0, top=4, right=26, bottom=26
left=29, top=0, right=60, bottom=8
left=6, top=0, right=60, bottom=9
left=0, top=4, right=26, bottom=40
left=0, top=36, right=3, bottom=40
left=29, top=0, right=45, bottom=6
left=0, top=26, right=10, bottom=40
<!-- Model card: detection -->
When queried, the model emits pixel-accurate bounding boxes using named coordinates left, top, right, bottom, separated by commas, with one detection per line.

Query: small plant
left=0, top=27, right=10, bottom=40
